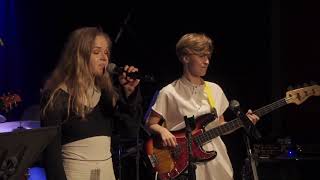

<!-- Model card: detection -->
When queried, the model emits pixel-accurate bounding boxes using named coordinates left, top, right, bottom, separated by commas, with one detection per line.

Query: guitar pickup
left=171, top=146, right=181, bottom=159
left=148, top=154, right=158, bottom=168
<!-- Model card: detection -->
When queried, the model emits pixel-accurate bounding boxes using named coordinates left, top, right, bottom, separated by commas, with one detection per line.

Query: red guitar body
left=145, top=114, right=217, bottom=180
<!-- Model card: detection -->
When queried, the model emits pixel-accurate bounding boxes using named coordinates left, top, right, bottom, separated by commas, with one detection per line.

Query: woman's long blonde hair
left=42, top=27, right=118, bottom=119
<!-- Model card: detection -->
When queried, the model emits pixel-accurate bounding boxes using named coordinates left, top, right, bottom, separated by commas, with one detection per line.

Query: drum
left=0, top=120, right=40, bottom=133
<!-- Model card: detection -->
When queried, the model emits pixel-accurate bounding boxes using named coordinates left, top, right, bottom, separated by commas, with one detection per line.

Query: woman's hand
left=118, top=65, right=140, bottom=97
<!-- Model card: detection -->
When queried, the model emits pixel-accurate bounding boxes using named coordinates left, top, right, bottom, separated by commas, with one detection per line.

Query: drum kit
left=0, top=119, right=47, bottom=180
left=0, top=92, right=46, bottom=180
left=0, top=93, right=40, bottom=132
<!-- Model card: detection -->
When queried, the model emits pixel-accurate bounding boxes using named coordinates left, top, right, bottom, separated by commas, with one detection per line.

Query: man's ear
left=183, top=56, right=190, bottom=63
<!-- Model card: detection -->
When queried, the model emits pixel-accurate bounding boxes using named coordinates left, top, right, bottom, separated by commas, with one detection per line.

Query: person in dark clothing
left=40, top=27, right=142, bottom=180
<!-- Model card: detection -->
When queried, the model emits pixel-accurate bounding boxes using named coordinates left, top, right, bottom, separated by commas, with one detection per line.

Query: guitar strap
left=204, top=81, right=216, bottom=112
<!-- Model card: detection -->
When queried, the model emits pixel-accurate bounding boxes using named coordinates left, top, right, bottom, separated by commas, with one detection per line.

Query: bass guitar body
left=145, top=114, right=217, bottom=180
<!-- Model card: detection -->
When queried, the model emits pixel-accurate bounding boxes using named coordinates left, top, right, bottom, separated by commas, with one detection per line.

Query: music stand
left=0, top=126, right=58, bottom=180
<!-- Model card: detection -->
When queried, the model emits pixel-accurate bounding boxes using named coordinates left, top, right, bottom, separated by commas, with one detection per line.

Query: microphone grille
left=229, top=99, right=240, bottom=112
left=107, top=63, right=117, bottom=74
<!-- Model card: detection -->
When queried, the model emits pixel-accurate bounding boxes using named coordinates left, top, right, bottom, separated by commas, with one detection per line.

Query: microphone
left=229, top=100, right=241, bottom=116
left=229, top=100, right=261, bottom=140
left=107, top=63, right=156, bottom=83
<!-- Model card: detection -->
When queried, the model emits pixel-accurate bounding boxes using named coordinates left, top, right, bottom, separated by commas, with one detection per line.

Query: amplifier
left=249, top=144, right=320, bottom=180
left=253, top=143, right=320, bottom=160
left=253, top=144, right=286, bottom=158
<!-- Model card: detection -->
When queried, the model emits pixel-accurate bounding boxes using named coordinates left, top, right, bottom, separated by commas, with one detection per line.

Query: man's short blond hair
left=176, top=33, right=213, bottom=60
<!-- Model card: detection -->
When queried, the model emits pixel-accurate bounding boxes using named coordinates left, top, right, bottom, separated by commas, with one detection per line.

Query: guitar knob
left=174, top=168, right=178, bottom=173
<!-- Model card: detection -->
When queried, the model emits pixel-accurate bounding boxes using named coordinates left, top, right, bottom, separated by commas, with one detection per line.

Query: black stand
left=235, top=111, right=260, bottom=180
left=242, top=133, right=259, bottom=180
left=0, top=126, right=57, bottom=180
left=113, top=123, right=149, bottom=180
left=12, top=120, right=26, bottom=132
left=184, top=116, right=196, bottom=180
left=117, top=137, right=144, bottom=180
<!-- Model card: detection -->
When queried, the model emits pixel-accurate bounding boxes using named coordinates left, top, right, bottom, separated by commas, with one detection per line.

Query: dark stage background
left=1, top=0, right=319, bottom=179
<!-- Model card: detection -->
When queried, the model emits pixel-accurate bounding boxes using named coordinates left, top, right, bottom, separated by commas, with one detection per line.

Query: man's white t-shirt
left=151, top=77, right=233, bottom=180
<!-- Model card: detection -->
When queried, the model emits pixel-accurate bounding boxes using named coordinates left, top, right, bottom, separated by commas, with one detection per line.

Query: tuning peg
left=287, top=86, right=294, bottom=91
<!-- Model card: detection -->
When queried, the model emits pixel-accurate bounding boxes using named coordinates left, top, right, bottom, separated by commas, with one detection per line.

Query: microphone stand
left=114, top=9, right=133, bottom=44
left=184, top=116, right=196, bottom=180
left=235, top=112, right=259, bottom=180
left=242, top=133, right=259, bottom=180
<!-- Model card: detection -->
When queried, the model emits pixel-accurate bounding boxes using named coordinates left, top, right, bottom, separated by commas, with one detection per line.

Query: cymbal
left=0, top=120, right=40, bottom=133
left=0, top=114, right=6, bottom=123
